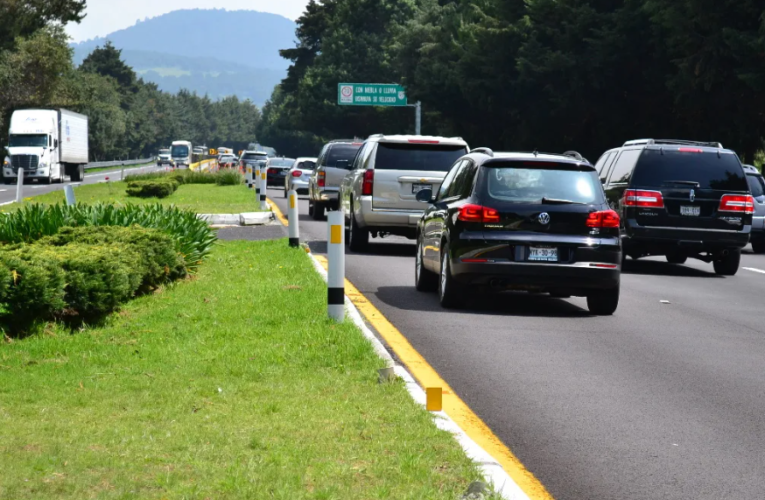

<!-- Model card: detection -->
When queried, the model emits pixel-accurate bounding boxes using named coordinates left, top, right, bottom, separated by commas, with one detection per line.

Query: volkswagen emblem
left=689, top=189, right=695, bottom=203
left=538, top=212, right=551, bottom=225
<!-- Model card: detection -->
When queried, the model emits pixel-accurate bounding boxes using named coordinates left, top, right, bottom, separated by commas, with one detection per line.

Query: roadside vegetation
left=0, top=240, right=487, bottom=499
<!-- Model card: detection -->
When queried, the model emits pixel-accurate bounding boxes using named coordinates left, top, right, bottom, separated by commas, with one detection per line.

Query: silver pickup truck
left=339, top=134, right=469, bottom=251
left=308, top=139, right=362, bottom=220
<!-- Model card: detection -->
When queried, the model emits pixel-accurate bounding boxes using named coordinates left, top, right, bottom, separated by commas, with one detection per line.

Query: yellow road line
left=267, top=197, right=288, bottom=226
left=313, top=254, right=553, bottom=499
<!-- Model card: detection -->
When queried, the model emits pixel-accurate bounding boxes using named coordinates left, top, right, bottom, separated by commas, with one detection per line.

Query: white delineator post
left=15, top=169, right=23, bottom=203
left=259, top=170, right=267, bottom=210
left=254, top=165, right=261, bottom=207
left=64, top=184, right=76, bottom=206
left=327, top=210, right=345, bottom=321
left=288, top=189, right=300, bottom=247
left=245, top=165, right=252, bottom=189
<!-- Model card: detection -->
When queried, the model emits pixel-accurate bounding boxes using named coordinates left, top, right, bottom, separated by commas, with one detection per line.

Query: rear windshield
left=326, top=144, right=361, bottom=167
left=269, top=159, right=294, bottom=167
left=631, top=150, right=747, bottom=191
left=375, top=143, right=466, bottom=172
left=747, top=174, right=765, bottom=197
left=484, top=165, right=604, bottom=204
left=243, top=153, right=267, bottom=160
left=297, top=160, right=316, bottom=170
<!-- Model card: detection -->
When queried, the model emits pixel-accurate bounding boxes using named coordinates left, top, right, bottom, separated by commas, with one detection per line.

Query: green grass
left=0, top=240, right=486, bottom=499
left=12, top=181, right=265, bottom=214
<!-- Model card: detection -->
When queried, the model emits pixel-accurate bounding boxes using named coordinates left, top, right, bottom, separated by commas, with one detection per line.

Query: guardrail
left=85, top=158, right=154, bottom=170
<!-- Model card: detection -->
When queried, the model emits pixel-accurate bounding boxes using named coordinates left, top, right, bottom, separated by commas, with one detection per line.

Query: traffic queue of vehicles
left=294, top=135, right=760, bottom=315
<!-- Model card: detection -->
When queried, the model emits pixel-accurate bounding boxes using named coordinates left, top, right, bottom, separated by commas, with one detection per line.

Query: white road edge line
left=0, top=201, right=15, bottom=206
left=743, top=267, right=765, bottom=274
left=307, top=252, right=530, bottom=500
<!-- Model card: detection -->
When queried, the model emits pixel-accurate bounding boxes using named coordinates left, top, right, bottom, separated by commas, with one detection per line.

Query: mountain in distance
left=71, top=9, right=297, bottom=107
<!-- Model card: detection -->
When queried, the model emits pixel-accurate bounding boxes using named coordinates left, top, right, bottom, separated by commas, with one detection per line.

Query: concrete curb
left=306, top=252, right=529, bottom=500
left=197, top=211, right=274, bottom=227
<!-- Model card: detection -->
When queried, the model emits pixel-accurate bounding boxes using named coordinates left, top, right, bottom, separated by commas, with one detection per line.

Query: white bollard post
left=254, top=164, right=261, bottom=206
left=246, top=165, right=252, bottom=188
left=121, top=167, right=125, bottom=181
left=327, top=210, right=345, bottom=322
left=259, top=170, right=267, bottom=210
left=64, top=184, right=76, bottom=206
left=15, top=169, right=23, bottom=203
left=288, top=189, right=300, bottom=247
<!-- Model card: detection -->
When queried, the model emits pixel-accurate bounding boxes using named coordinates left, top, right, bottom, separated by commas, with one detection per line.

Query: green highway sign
left=338, top=83, right=408, bottom=107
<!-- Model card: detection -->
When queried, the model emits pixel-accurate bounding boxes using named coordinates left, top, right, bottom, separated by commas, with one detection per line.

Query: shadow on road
left=374, top=286, right=590, bottom=318
left=622, top=259, right=721, bottom=278
left=307, top=240, right=416, bottom=257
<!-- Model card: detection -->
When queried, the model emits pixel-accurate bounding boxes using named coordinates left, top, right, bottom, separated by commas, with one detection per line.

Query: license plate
left=279, top=171, right=287, bottom=176
left=680, top=206, right=700, bottom=216
left=528, top=247, right=558, bottom=262
left=412, top=183, right=431, bottom=194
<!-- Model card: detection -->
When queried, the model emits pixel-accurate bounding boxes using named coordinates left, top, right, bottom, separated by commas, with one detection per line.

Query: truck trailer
left=3, top=109, right=89, bottom=183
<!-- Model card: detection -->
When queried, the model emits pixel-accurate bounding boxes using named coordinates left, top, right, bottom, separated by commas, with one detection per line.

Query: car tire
left=666, top=252, right=687, bottom=264
left=752, top=240, right=765, bottom=254
left=439, top=249, right=463, bottom=309
left=415, top=239, right=438, bottom=292
left=713, top=249, right=741, bottom=276
left=348, top=208, right=369, bottom=252
left=311, top=201, right=325, bottom=221
left=586, top=286, right=619, bottom=315
left=308, top=200, right=314, bottom=216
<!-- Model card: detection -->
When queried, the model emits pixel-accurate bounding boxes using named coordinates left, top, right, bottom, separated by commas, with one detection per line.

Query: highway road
left=269, top=187, right=765, bottom=500
left=0, top=164, right=163, bottom=205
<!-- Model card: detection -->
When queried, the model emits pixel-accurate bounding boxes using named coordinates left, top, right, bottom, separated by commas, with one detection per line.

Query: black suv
left=595, top=139, right=753, bottom=275
left=414, top=149, right=621, bottom=315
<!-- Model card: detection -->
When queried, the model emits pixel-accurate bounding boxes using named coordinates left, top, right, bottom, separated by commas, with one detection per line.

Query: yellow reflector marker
left=289, top=194, right=296, bottom=209
left=426, top=387, right=443, bottom=411
left=330, top=225, right=342, bottom=244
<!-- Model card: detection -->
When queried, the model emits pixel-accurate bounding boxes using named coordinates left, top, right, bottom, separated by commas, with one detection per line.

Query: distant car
left=219, top=154, right=236, bottom=168
left=339, top=134, right=469, bottom=250
left=596, top=139, right=752, bottom=275
left=265, top=157, right=296, bottom=187
left=240, top=151, right=269, bottom=172
left=308, top=140, right=363, bottom=220
left=414, top=148, right=621, bottom=314
left=744, top=164, right=765, bottom=253
left=284, top=157, right=317, bottom=197
left=157, top=149, right=172, bottom=166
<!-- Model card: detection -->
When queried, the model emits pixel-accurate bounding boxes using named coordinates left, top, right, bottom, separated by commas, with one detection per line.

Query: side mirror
left=335, top=159, right=350, bottom=170
left=415, top=188, right=433, bottom=203
left=54, top=139, right=58, bottom=148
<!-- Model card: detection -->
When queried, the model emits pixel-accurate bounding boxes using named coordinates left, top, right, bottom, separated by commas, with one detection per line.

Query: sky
left=65, top=0, right=309, bottom=43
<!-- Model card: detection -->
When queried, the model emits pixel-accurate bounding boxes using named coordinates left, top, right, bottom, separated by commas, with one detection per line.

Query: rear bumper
left=357, top=196, right=423, bottom=228
left=452, top=260, right=620, bottom=291
left=312, top=189, right=339, bottom=205
left=624, top=220, right=751, bottom=251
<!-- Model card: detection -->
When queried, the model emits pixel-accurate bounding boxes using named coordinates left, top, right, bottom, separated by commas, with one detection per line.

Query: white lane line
left=0, top=189, right=6, bottom=192
left=0, top=201, right=15, bottom=206
left=743, top=267, right=765, bottom=274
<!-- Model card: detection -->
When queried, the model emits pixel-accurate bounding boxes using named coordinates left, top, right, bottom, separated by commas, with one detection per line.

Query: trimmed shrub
left=126, top=179, right=178, bottom=198
left=0, top=248, right=67, bottom=321
left=124, top=171, right=171, bottom=182
left=215, top=169, right=243, bottom=186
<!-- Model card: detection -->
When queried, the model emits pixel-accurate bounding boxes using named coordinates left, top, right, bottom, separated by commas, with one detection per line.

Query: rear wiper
left=541, top=197, right=584, bottom=205
left=662, top=180, right=700, bottom=187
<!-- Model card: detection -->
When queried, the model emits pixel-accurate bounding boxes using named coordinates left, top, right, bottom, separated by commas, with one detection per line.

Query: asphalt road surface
left=269, top=187, right=765, bottom=500
left=0, top=164, right=163, bottom=205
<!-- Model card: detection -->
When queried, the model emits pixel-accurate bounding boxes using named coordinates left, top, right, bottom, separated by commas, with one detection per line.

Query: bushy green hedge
left=126, top=170, right=232, bottom=186
left=214, top=169, right=243, bottom=186
left=126, top=179, right=178, bottom=198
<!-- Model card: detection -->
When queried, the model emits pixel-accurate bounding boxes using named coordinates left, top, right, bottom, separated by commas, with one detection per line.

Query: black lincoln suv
left=594, top=139, right=753, bottom=275
left=414, top=149, right=621, bottom=315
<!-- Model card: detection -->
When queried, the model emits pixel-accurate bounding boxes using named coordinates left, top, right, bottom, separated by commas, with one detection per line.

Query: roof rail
left=562, top=150, right=585, bottom=161
left=623, top=138, right=724, bottom=148
left=470, top=147, right=494, bottom=157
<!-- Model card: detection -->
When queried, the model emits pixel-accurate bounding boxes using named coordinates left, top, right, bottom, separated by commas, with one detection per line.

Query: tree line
left=258, top=0, right=765, bottom=162
left=0, top=2, right=260, bottom=161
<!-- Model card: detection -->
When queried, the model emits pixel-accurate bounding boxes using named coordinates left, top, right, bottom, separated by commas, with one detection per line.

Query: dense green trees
left=262, top=0, right=765, bottom=161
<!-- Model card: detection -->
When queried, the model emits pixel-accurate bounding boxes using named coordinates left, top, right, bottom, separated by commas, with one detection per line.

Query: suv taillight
left=458, top=204, right=500, bottom=223
left=623, top=189, right=665, bottom=208
left=362, top=170, right=374, bottom=196
left=719, top=194, right=754, bottom=214
left=586, top=210, right=620, bottom=228
left=318, top=171, right=325, bottom=187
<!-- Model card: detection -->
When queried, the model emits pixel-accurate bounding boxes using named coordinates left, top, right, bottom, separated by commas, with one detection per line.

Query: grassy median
left=11, top=181, right=263, bottom=214
left=0, top=239, right=486, bottom=499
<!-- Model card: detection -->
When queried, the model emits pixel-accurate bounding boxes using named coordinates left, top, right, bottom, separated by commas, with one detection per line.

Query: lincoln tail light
left=719, top=194, right=754, bottom=214
left=458, top=204, right=500, bottom=223
left=587, top=210, right=620, bottom=228
left=362, top=169, right=374, bottom=196
left=291, top=170, right=302, bottom=177
left=623, top=189, right=665, bottom=208
left=318, top=171, right=326, bottom=187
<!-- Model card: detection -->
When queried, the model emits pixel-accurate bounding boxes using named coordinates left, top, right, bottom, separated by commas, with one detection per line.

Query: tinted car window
left=297, top=160, right=316, bottom=170
left=448, top=161, right=474, bottom=198
left=631, top=150, right=748, bottom=191
left=437, top=160, right=463, bottom=200
left=243, top=153, right=268, bottom=160
left=747, top=174, right=765, bottom=197
left=375, top=143, right=466, bottom=171
left=607, top=150, right=641, bottom=184
left=484, top=164, right=604, bottom=204
left=326, top=144, right=362, bottom=167
left=594, top=151, right=613, bottom=175
left=269, top=159, right=294, bottom=167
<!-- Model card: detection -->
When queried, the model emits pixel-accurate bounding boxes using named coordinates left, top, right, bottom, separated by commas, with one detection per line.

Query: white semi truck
left=3, top=109, right=89, bottom=184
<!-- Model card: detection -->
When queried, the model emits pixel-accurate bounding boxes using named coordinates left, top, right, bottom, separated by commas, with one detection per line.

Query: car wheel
left=348, top=208, right=369, bottom=252
left=586, top=285, right=620, bottom=315
left=713, top=249, right=741, bottom=276
left=415, top=239, right=438, bottom=292
left=666, top=252, right=687, bottom=264
left=311, top=201, right=325, bottom=221
left=439, top=249, right=463, bottom=309
left=752, top=240, right=765, bottom=254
